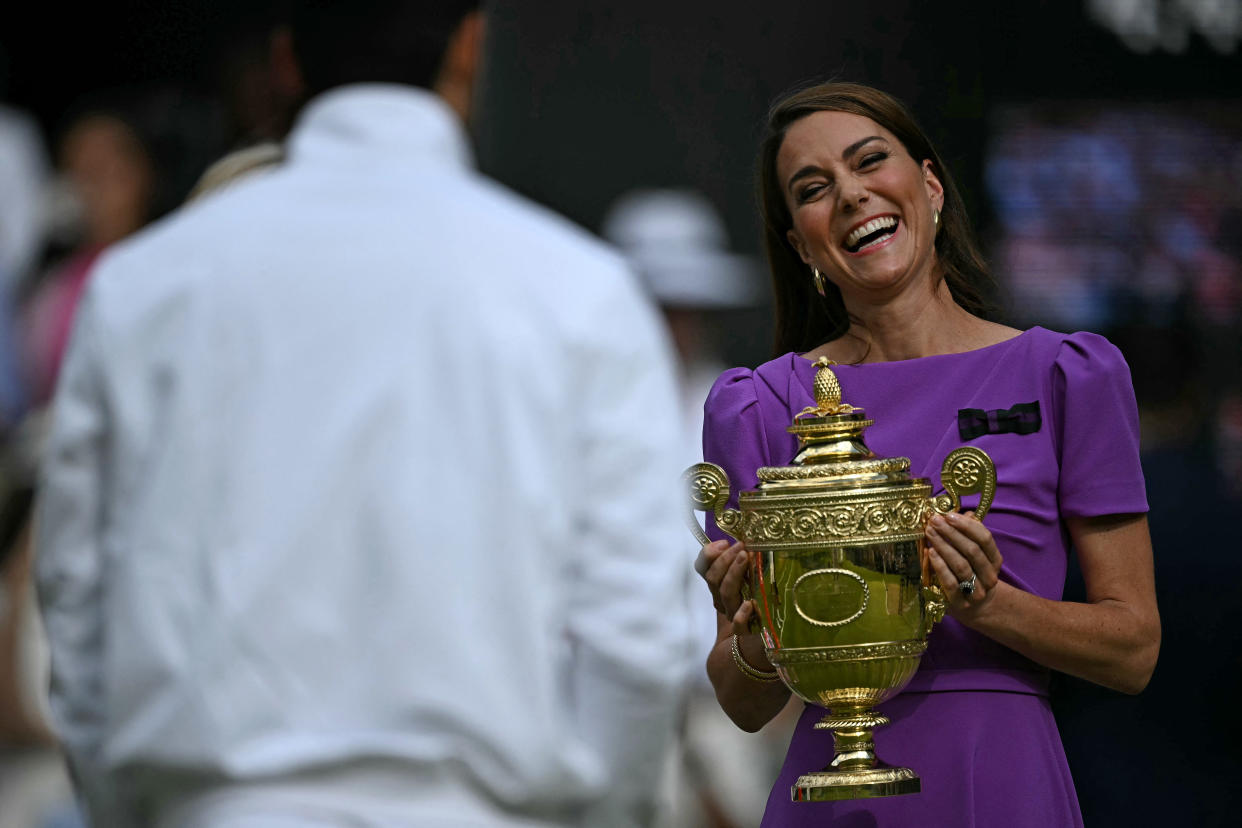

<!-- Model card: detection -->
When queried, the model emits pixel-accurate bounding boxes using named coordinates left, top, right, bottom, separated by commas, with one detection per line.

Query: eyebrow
left=785, top=135, right=887, bottom=195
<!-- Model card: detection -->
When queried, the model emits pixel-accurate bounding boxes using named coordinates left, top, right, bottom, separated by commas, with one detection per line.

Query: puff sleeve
left=1052, top=332, right=1149, bottom=518
left=701, top=367, right=769, bottom=543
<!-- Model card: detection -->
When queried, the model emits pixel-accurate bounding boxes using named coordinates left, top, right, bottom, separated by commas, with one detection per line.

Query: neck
left=836, top=277, right=984, bottom=363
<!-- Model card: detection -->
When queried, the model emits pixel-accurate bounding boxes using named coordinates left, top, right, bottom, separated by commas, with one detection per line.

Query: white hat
left=601, top=188, right=762, bottom=309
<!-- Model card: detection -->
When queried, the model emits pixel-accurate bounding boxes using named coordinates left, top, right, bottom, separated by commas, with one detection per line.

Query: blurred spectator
left=0, top=103, right=45, bottom=428
left=602, top=189, right=761, bottom=457
left=18, top=88, right=225, bottom=406
left=602, top=189, right=794, bottom=828
left=18, top=111, right=152, bottom=407
left=0, top=105, right=48, bottom=297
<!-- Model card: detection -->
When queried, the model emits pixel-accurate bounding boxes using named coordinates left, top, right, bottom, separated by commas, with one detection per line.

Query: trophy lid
left=754, top=357, right=913, bottom=491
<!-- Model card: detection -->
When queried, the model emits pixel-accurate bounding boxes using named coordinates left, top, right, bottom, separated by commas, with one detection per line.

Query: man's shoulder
left=86, top=186, right=244, bottom=300
left=464, top=174, right=627, bottom=272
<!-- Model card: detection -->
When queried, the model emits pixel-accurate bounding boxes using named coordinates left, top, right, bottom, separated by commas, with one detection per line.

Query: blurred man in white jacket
left=34, top=3, right=694, bottom=825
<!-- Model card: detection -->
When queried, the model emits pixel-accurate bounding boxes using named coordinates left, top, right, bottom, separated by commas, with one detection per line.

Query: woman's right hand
left=698, top=539, right=790, bottom=731
left=694, top=539, right=751, bottom=626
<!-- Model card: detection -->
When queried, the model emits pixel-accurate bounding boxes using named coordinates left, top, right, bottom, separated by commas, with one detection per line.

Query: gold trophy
left=685, top=357, right=996, bottom=801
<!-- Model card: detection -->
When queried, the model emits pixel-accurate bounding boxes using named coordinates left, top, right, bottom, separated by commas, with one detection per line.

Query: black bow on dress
left=957, top=401, right=1041, bottom=441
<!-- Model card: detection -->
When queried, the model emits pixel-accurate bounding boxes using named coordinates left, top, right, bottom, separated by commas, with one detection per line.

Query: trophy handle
left=682, top=462, right=743, bottom=546
left=683, top=463, right=755, bottom=632
left=923, top=447, right=997, bottom=618
left=930, top=447, right=997, bottom=522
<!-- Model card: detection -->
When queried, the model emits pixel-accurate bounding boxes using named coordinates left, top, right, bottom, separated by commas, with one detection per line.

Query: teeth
left=844, top=216, right=898, bottom=250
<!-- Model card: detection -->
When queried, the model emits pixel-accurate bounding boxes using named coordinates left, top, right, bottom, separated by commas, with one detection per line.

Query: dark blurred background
left=2, top=1, right=1240, bottom=826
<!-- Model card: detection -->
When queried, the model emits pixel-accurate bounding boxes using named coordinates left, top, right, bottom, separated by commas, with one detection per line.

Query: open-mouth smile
left=842, top=215, right=900, bottom=255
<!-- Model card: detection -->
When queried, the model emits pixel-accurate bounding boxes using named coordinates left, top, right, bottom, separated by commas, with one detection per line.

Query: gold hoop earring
left=933, top=209, right=941, bottom=232
left=811, top=267, right=827, bottom=297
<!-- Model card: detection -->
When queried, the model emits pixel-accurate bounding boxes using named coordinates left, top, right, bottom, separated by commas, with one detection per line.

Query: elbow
left=1114, top=619, right=1162, bottom=695
left=1115, top=660, right=1156, bottom=695
left=706, top=653, right=785, bottom=733
left=734, top=719, right=766, bottom=734
left=710, top=676, right=789, bottom=732
left=1126, top=633, right=1161, bottom=695
left=725, top=707, right=772, bottom=734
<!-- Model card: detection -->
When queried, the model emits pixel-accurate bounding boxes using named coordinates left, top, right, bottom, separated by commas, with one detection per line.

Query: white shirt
left=35, top=85, right=694, bottom=827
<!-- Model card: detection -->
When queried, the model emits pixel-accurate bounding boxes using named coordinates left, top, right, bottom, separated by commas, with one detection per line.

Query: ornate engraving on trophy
left=738, top=498, right=928, bottom=546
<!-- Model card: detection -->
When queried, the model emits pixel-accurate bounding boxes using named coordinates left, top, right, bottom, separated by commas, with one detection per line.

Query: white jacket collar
left=287, top=84, right=473, bottom=170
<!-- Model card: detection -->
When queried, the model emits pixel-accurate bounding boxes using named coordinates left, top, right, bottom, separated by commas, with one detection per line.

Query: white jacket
left=35, top=85, right=694, bottom=827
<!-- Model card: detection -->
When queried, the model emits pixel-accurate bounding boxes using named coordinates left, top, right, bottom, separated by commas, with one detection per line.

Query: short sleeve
left=701, top=368, right=769, bottom=542
left=1052, top=332, right=1148, bottom=518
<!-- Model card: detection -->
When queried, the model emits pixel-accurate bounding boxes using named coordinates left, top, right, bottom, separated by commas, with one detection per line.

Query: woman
left=695, top=82, right=1159, bottom=826
left=19, top=88, right=223, bottom=405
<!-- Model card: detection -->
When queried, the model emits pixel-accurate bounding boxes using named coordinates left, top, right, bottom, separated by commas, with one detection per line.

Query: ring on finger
left=958, top=573, right=978, bottom=597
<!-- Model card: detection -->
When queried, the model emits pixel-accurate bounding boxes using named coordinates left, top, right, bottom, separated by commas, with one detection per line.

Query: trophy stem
left=793, top=706, right=921, bottom=801
left=826, top=715, right=882, bottom=771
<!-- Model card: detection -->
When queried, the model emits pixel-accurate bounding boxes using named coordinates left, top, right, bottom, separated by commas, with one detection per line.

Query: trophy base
left=792, top=763, right=920, bottom=801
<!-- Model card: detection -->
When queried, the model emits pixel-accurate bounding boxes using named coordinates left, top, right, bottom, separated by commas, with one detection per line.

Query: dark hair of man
left=757, top=81, right=993, bottom=357
left=288, top=0, right=482, bottom=98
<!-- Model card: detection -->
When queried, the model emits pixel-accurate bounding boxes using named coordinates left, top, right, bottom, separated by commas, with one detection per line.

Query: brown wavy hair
left=758, top=82, right=993, bottom=356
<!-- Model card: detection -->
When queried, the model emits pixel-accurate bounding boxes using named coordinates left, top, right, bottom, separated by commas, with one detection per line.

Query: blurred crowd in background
left=2, top=1, right=1240, bottom=826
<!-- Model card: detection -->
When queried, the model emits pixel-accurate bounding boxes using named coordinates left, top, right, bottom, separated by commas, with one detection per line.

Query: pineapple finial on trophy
left=799, top=356, right=856, bottom=418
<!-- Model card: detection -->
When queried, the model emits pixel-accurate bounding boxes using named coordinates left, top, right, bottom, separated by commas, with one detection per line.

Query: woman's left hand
left=924, top=510, right=1003, bottom=615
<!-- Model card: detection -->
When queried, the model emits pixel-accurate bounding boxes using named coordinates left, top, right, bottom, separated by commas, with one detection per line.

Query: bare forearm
left=927, top=512, right=1159, bottom=695
left=968, top=581, right=1160, bottom=694
left=706, top=630, right=791, bottom=732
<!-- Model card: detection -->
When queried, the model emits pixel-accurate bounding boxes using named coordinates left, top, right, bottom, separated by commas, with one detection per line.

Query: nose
left=838, top=179, right=868, bottom=212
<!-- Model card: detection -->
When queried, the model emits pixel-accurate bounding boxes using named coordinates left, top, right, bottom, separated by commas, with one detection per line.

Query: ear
left=786, top=228, right=813, bottom=266
left=922, top=159, right=944, bottom=211
left=434, top=10, right=487, bottom=123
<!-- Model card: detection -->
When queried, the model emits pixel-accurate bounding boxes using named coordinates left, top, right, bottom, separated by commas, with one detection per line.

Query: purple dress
left=702, top=327, right=1148, bottom=827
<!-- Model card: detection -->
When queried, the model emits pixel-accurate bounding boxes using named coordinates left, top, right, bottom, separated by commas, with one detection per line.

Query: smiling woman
left=781, top=111, right=945, bottom=313
left=692, top=82, right=1160, bottom=827
left=757, top=83, right=992, bottom=358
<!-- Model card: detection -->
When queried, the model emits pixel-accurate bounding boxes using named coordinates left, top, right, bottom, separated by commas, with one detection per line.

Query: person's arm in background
left=567, top=268, right=695, bottom=828
left=32, top=283, right=127, bottom=824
